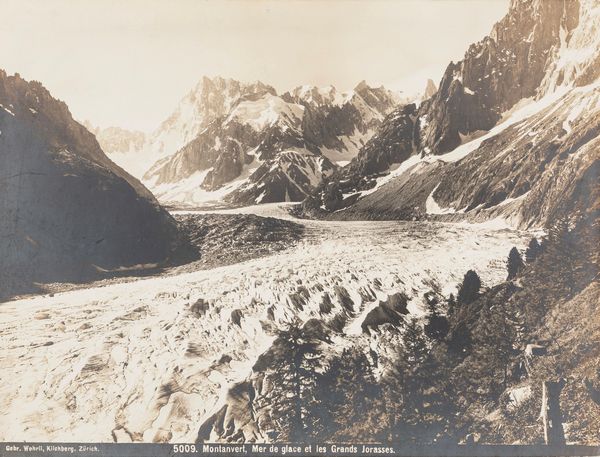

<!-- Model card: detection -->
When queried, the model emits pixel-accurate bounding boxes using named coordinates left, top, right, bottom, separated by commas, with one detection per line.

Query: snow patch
left=226, top=94, right=304, bottom=131
left=426, top=184, right=457, bottom=215
left=0, top=103, right=15, bottom=116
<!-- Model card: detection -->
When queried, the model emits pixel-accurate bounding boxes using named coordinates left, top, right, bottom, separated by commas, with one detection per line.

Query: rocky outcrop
left=147, top=118, right=260, bottom=188
left=344, top=103, right=417, bottom=176
left=227, top=151, right=335, bottom=205
left=0, top=70, right=181, bottom=299
left=422, top=79, right=438, bottom=100
left=361, top=293, right=409, bottom=335
left=283, top=82, right=398, bottom=162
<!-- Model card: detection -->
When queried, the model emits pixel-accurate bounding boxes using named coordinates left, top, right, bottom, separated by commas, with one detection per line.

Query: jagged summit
left=284, top=84, right=343, bottom=106
left=422, top=78, right=437, bottom=100
left=150, top=76, right=277, bottom=156
left=142, top=77, right=400, bottom=206
left=353, top=80, right=371, bottom=92
left=419, top=0, right=584, bottom=155
left=189, top=75, right=276, bottom=101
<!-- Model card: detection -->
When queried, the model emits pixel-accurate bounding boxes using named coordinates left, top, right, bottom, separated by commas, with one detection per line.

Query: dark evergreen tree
left=457, top=270, right=481, bottom=306
left=266, top=322, right=325, bottom=441
left=322, top=182, right=344, bottom=211
left=542, top=216, right=591, bottom=294
left=423, top=291, right=449, bottom=340
left=425, top=314, right=449, bottom=341
left=447, top=321, right=473, bottom=354
left=380, top=318, right=437, bottom=443
left=507, top=247, right=525, bottom=280
left=469, top=300, right=519, bottom=396
left=402, top=317, right=429, bottom=367
left=319, top=347, right=389, bottom=442
left=446, top=293, right=457, bottom=317
left=524, top=237, right=542, bottom=263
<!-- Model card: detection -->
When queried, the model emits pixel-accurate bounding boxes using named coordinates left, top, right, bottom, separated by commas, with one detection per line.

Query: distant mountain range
left=87, top=78, right=437, bottom=206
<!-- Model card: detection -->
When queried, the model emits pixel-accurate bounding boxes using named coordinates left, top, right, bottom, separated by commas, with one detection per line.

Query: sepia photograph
left=0, top=0, right=599, bottom=456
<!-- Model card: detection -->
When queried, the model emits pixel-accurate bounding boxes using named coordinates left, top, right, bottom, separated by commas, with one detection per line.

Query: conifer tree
left=424, top=291, right=449, bottom=340
left=470, top=301, right=518, bottom=395
left=267, top=322, right=324, bottom=441
left=507, top=246, right=525, bottom=280
left=524, top=237, right=542, bottom=263
left=319, top=347, right=388, bottom=441
left=446, top=293, right=457, bottom=317
left=457, top=270, right=481, bottom=306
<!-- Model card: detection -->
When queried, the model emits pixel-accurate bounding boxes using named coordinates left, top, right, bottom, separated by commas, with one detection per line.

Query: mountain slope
left=321, top=83, right=600, bottom=228
left=306, top=0, right=600, bottom=229
left=0, top=70, right=181, bottom=299
left=418, top=0, right=583, bottom=155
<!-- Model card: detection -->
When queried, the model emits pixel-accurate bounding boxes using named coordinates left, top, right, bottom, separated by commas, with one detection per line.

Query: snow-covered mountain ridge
left=140, top=78, right=408, bottom=206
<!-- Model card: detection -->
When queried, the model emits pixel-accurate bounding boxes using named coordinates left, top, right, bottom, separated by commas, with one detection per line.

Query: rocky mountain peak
left=191, top=76, right=276, bottom=100
left=350, top=81, right=400, bottom=118
left=148, top=76, right=276, bottom=159
left=422, top=78, right=438, bottom=100
left=418, top=0, right=584, bottom=155
left=353, top=80, right=371, bottom=92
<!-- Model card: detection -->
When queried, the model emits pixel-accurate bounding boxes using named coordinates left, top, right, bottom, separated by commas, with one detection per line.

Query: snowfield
left=0, top=207, right=530, bottom=442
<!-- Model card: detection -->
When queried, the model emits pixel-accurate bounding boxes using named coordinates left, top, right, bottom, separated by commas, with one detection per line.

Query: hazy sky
left=1, top=0, right=509, bottom=131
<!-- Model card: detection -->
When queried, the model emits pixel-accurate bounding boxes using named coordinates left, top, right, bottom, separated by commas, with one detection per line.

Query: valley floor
left=0, top=204, right=531, bottom=442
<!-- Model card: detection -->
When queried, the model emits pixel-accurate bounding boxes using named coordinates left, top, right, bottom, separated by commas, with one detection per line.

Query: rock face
left=307, top=0, right=600, bottom=229
left=342, top=103, right=417, bottom=177
left=282, top=82, right=398, bottom=163
left=0, top=71, right=181, bottom=298
left=149, top=77, right=277, bottom=158
left=419, top=0, right=582, bottom=155
left=142, top=79, right=399, bottom=206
